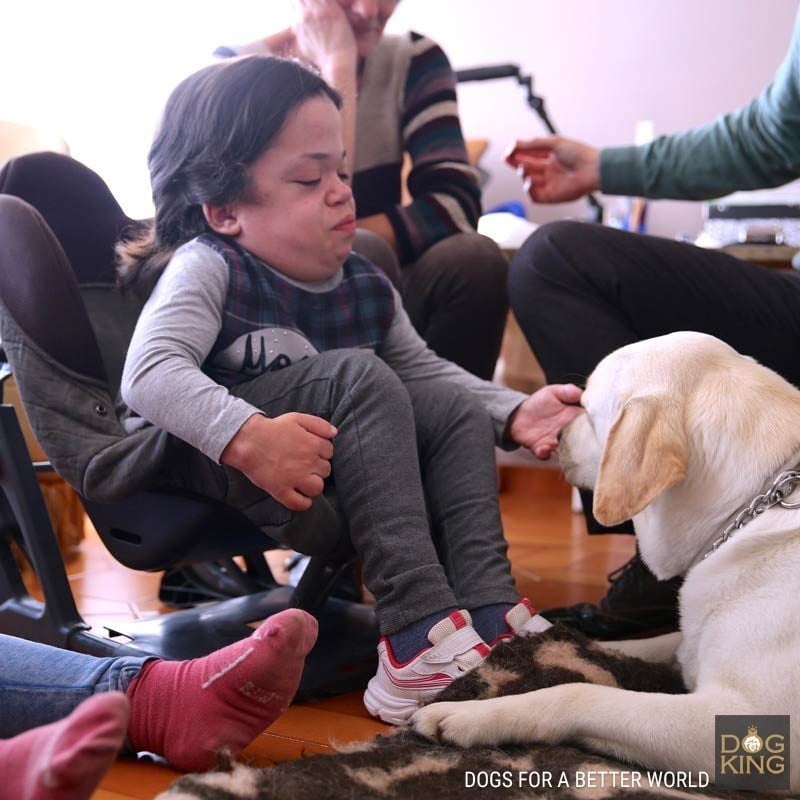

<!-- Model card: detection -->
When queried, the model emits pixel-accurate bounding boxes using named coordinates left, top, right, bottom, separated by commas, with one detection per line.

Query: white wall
left=3, top=1, right=796, bottom=237
left=1, top=2, right=300, bottom=219
left=387, top=0, right=798, bottom=238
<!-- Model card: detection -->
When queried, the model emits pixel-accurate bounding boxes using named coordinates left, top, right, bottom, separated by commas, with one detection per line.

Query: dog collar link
left=703, top=466, right=800, bottom=560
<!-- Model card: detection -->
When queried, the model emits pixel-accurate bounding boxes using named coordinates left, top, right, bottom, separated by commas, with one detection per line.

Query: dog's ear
left=593, top=395, right=687, bottom=525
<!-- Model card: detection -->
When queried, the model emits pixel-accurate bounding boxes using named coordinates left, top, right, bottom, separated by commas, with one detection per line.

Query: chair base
left=99, top=585, right=379, bottom=695
left=158, top=559, right=276, bottom=608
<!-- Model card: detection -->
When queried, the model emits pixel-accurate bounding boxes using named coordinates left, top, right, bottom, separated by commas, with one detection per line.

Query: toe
left=254, top=609, right=319, bottom=654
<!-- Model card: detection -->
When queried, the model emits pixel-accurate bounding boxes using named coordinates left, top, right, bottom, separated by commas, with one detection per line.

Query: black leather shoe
left=541, top=550, right=682, bottom=639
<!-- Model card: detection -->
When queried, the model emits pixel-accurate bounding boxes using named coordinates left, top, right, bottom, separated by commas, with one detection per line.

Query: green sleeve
left=600, top=9, right=800, bottom=200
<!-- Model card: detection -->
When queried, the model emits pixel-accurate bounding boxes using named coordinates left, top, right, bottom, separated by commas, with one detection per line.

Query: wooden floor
left=32, top=465, right=635, bottom=799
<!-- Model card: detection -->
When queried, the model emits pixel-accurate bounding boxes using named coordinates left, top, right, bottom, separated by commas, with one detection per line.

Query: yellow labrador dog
left=413, top=332, right=800, bottom=789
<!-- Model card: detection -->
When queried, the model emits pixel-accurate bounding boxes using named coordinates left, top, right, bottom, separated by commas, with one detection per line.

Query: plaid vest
left=199, top=234, right=395, bottom=387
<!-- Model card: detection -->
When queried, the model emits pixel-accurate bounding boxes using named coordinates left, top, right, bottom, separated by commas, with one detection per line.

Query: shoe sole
left=363, top=675, right=428, bottom=726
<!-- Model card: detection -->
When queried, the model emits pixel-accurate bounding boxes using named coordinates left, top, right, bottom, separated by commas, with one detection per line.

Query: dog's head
left=559, top=332, right=800, bottom=577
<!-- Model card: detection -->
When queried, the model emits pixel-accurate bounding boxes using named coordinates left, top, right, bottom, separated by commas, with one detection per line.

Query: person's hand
left=263, top=27, right=297, bottom=58
left=505, top=136, right=600, bottom=204
left=506, top=384, right=584, bottom=460
left=293, top=0, right=358, bottom=72
left=221, top=413, right=337, bottom=511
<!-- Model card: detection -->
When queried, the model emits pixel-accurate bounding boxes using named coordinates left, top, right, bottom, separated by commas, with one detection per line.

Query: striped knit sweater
left=354, top=32, right=482, bottom=264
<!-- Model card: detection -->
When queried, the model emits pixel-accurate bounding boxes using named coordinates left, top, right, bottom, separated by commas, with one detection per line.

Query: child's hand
left=221, top=413, right=337, bottom=511
left=506, top=384, right=584, bottom=460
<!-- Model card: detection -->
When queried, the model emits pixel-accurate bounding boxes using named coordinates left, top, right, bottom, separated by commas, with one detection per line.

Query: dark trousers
left=509, top=220, right=800, bottom=387
left=508, top=220, right=800, bottom=534
left=353, top=229, right=508, bottom=380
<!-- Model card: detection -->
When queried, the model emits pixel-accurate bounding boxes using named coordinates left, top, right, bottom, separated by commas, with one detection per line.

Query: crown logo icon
left=742, top=724, right=764, bottom=754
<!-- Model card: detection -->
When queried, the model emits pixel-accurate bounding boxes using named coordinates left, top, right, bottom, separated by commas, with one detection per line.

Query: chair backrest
left=0, top=151, right=145, bottom=389
left=0, top=152, right=121, bottom=283
left=0, top=153, right=165, bottom=502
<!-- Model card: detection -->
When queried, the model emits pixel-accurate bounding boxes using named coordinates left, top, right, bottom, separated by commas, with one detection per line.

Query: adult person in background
left=505, top=4, right=800, bottom=639
left=216, top=0, right=508, bottom=380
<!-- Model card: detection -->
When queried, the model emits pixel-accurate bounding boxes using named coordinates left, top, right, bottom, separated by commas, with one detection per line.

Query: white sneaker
left=505, top=597, right=553, bottom=636
left=363, top=610, right=489, bottom=725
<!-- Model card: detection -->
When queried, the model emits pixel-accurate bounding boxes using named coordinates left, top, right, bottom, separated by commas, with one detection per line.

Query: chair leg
left=0, top=404, right=89, bottom=648
left=290, top=555, right=360, bottom=615
left=242, top=551, right=276, bottom=586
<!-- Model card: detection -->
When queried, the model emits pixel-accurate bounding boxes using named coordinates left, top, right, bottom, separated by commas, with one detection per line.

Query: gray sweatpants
left=159, top=349, right=517, bottom=634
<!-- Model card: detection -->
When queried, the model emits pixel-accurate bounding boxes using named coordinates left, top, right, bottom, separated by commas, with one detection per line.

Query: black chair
left=0, top=152, right=377, bottom=692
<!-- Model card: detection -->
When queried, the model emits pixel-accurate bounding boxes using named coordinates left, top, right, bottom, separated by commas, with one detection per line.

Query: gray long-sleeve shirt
left=121, top=239, right=527, bottom=463
left=601, top=5, right=800, bottom=200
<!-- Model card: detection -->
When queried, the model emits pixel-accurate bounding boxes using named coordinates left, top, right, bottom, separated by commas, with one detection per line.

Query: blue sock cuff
left=386, top=607, right=457, bottom=664
left=469, top=602, right=515, bottom=644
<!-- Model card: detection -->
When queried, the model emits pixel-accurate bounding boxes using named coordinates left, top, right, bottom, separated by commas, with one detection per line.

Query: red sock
left=126, top=608, right=318, bottom=771
left=0, top=692, right=128, bottom=800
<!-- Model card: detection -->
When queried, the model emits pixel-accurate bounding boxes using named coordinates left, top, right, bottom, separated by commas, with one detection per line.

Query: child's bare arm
left=221, top=413, right=337, bottom=511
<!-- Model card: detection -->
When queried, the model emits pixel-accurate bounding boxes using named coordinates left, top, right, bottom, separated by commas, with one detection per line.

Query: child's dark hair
left=117, top=56, right=341, bottom=295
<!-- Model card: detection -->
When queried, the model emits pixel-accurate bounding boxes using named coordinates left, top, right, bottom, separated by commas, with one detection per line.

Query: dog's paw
left=412, top=700, right=504, bottom=748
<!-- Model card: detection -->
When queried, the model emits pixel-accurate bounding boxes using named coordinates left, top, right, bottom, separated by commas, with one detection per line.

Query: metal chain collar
left=703, top=466, right=800, bottom=560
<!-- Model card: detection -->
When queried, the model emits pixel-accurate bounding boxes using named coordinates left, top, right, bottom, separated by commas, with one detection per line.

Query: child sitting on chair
left=117, top=55, right=583, bottom=725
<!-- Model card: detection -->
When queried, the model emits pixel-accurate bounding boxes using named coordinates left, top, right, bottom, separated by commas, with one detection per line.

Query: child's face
left=225, top=96, right=356, bottom=282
